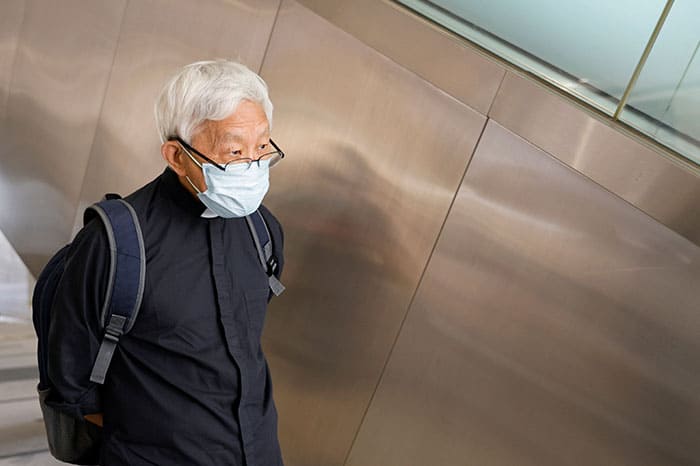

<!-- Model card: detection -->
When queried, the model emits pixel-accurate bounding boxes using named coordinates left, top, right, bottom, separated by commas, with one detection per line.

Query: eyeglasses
left=171, top=136, right=285, bottom=171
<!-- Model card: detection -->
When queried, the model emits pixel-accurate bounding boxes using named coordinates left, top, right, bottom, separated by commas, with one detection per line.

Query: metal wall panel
left=296, top=0, right=506, bottom=115
left=0, top=0, right=25, bottom=120
left=296, top=2, right=700, bottom=249
left=259, top=2, right=486, bottom=464
left=0, top=0, right=126, bottom=275
left=490, top=71, right=700, bottom=246
left=74, top=0, right=280, bottom=232
left=347, top=121, right=700, bottom=466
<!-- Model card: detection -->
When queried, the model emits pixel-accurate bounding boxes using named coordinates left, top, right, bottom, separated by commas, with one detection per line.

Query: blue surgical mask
left=185, top=160, right=270, bottom=218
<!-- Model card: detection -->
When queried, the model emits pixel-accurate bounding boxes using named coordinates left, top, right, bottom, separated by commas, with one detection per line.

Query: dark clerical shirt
left=47, top=167, right=284, bottom=465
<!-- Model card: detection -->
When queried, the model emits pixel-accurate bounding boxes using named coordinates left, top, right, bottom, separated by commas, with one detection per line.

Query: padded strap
left=85, top=199, right=146, bottom=384
left=246, top=211, right=285, bottom=296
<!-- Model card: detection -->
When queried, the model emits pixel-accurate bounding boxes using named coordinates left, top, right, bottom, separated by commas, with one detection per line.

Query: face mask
left=186, top=160, right=270, bottom=218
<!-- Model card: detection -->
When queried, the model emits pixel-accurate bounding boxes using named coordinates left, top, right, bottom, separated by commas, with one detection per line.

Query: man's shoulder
left=258, top=204, right=284, bottom=245
left=258, top=204, right=282, bottom=231
left=258, top=204, right=280, bottom=226
left=122, top=170, right=165, bottom=214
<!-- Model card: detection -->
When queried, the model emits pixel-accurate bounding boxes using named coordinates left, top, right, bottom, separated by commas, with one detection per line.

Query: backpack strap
left=245, top=210, right=285, bottom=296
left=85, top=199, right=146, bottom=384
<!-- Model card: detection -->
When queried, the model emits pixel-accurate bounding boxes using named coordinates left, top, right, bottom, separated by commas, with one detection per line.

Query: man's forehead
left=220, top=125, right=269, bottom=141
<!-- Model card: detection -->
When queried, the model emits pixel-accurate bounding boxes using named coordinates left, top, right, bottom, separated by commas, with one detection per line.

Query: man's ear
left=161, top=140, right=187, bottom=176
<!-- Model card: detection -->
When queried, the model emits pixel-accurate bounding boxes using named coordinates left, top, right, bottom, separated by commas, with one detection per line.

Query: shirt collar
left=161, top=167, right=209, bottom=217
left=200, top=208, right=218, bottom=218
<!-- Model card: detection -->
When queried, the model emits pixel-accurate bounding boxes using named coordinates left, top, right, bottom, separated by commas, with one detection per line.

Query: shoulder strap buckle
left=89, top=314, right=128, bottom=384
left=246, top=210, right=285, bottom=296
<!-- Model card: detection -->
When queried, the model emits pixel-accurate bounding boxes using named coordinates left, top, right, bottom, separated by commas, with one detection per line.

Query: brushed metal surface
left=0, top=0, right=126, bottom=275
left=259, top=2, right=486, bottom=464
left=74, top=0, right=280, bottom=232
left=347, top=121, right=700, bottom=466
left=0, top=0, right=25, bottom=120
left=295, top=0, right=506, bottom=115
left=490, top=71, right=700, bottom=247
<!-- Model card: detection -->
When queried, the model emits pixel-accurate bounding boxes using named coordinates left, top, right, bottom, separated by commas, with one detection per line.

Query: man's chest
left=130, top=217, right=269, bottom=342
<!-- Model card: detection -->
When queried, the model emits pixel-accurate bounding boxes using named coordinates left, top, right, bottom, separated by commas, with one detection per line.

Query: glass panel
left=397, top=0, right=666, bottom=114
left=0, top=228, right=35, bottom=322
left=621, top=0, right=700, bottom=165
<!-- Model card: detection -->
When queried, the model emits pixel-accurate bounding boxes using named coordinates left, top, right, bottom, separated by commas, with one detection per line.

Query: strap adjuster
left=89, top=314, right=128, bottom=385
left=104, top=331, right=121, bottom=343
left=105, top=314, right=127, bottom=338
left=266, top=257, right=278, bottom=276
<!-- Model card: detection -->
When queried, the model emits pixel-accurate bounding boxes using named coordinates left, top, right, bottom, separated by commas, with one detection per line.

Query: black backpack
left=32, top=195, right=284, bottom=464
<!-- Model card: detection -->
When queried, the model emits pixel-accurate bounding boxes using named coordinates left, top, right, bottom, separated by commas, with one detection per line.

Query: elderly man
left=47, top=60, right=285, bottom=465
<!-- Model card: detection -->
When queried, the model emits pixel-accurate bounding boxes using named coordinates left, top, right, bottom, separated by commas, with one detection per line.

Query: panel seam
left=72, top=0, right=130, bottom=236
left=1, top=1, right=29, bottom=120
left=493, top=120, right=700, bottom=249
left=486, top=70, right=508, bottom=116
left=297, top=0, right=496, bottom=117
left=257, top=0, right=283, bottom=75
left=341, top=117, right=490, bottom=465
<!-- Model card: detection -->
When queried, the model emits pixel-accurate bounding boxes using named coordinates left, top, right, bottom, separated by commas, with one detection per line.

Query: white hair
left=154, top=59, right=273, bottom=143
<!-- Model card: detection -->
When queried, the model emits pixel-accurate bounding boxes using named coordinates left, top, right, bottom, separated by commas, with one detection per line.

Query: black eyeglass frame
left=171, top=136, right=285, bottom=171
